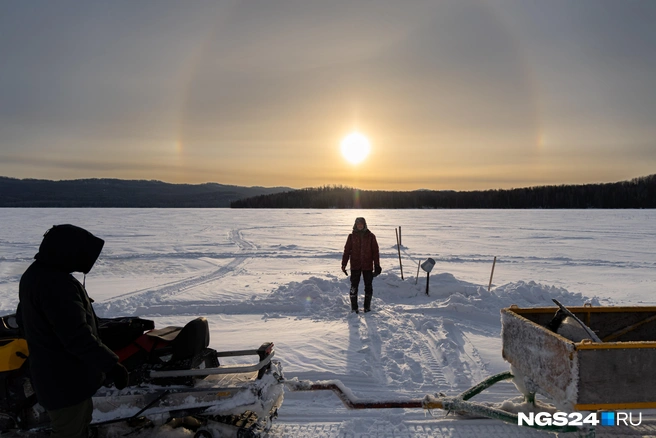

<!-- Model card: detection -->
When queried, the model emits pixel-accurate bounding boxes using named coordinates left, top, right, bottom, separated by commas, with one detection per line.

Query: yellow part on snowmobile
left=0, top=338, right=28, bottom=372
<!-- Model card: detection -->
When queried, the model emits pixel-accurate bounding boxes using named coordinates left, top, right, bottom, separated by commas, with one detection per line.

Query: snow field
left=1, top=209, right=655, bottom=437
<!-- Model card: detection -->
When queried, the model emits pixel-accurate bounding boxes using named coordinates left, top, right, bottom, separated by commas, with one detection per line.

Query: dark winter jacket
left=341, top=218, right=380, bottom=271
left=16, top=225, right=118, bottom=410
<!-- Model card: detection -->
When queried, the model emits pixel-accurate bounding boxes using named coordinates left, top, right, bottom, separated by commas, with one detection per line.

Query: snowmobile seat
left=98, top=317, right=155, bottom=351
left=147, top=317, right=210, bottom=362
left=113, top=317, right=212, bottom=383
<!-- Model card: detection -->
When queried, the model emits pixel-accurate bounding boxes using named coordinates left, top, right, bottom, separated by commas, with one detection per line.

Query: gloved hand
left=341, top=266, right=348, bottom=276
left=108, top=362, right=129, bottom=390
left=373, top=264, right=382, bottom=277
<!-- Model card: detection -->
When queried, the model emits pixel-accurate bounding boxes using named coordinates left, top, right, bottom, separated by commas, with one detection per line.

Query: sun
left=340, top=132, right=371, bottom=164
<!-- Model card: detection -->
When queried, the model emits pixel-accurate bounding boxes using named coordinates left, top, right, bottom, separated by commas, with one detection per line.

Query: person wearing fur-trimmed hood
left=341, top=217, right=381, bottom=313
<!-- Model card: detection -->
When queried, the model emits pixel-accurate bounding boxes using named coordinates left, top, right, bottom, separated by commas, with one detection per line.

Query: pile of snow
left=249, top=272, right=597, bottom=326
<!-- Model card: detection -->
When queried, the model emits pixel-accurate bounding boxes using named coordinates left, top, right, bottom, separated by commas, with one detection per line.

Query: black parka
left=17, top=225, right=118, bottom=410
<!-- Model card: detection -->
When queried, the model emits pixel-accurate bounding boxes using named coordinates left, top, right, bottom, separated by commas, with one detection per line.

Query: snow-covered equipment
left=285, top=371, right=578, bottom=434
left=0, top=314, right=284, bottom=437
left=420, top=258, right=435, bottom=296
left=284, top=304, right=656, bottom=436
left=502, top=304, right=656, bottom=413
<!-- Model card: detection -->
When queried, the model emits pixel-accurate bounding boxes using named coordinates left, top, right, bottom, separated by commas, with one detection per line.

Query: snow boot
left=364, top=293, right=372, bottom=313
left=350, top=296, right=359, bottom=314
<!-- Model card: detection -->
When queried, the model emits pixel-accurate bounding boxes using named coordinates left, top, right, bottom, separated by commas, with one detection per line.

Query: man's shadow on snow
left=345, top=310, right=383, bottom=385
left=346, top=312, right=362, bottom=377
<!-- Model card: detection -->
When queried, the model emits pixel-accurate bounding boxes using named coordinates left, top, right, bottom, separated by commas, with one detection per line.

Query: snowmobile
left=0, top=313, right=284, bottom=437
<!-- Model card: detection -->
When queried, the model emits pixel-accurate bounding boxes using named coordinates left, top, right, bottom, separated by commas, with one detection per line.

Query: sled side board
left=502, top=306, right=656, bottom=411
left=501, top=307, right=578, bottom=408
left=575, top=341, right=656, bottom=410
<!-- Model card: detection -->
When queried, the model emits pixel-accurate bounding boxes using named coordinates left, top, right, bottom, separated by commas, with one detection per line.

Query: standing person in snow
left=16, top=224, right=129, bottom=438
left=341, top=217, right=381, bottom=313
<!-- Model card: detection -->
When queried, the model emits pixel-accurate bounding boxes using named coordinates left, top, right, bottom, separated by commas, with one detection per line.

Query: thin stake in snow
left=395, top=228, right=404, bottom=280
left=415, top=260, right=420, bottom=285
left=398, top=226, right=402, bottom=246
left=488, top=256, right=497, bottom=292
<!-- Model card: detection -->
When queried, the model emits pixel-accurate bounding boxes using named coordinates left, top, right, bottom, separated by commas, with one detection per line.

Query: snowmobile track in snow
left=97, top=229, right=255, bottom=313
left=354, top=307, right=470, bottom=394
left=417, top=340, right=449, bottom=389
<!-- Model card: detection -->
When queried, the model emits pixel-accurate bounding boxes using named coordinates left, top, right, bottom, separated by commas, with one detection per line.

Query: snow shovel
left=420, top=258, right=435, bottom=296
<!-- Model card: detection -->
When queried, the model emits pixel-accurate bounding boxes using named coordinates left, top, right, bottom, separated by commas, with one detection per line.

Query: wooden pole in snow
left=398, top=226, right=402, bottom=247
left=395, top=228, right=404, bottom=280
left=415, top=261, right=420, bottom=285
left=488, top=256, right=497, bottom=292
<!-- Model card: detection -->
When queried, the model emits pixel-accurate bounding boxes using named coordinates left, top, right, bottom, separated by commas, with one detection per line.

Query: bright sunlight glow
left=340, top=132, right=371, bottom=164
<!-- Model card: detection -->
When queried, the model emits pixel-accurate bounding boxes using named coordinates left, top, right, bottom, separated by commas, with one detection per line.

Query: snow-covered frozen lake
left=1, top=208, right=655, bottom=437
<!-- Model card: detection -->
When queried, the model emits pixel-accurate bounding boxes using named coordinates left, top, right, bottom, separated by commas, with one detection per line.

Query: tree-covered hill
left=0, top=177, right=292, bottom=207
left=230, top=174, right=656, bottom=209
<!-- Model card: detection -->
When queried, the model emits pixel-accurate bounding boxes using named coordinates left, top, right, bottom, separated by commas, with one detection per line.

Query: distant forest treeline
left=231, top=174, right=656, bottom=209
left=0, top=177, right=291, bottom=207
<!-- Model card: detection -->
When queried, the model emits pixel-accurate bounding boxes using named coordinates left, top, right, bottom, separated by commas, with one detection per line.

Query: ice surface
left=1, top=208, right=655, bottom=437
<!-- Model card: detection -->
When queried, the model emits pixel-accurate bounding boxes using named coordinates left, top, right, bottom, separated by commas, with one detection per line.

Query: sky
left=1, top=0, right=655, bottom=191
